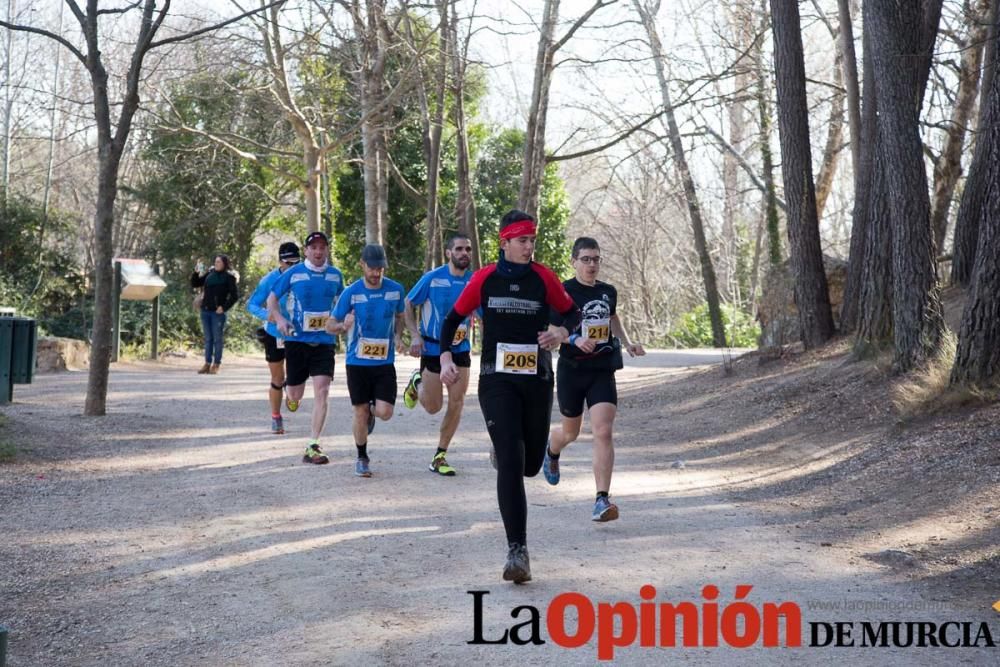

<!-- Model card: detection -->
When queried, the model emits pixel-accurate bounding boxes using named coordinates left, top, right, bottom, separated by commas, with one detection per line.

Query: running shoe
left=502, top=543, right=531, bottom=583
left=302, top=444, right=329, bottom=465
left=285, top=395, right=299, bottom=412
left=271, top=415, right=285, bottom=435
left=355, top=456, right=373, bottom=477
left=367, top=400, right=376, bottom=435
left=428, top=451, right=456, bottom=476
left=403, top=369, right=421, bottom=409
left=489, top=446, right=497, bottom=471
left=592, top=496, right=619, bottom=522
left=542, top=445, right=559, bottom=485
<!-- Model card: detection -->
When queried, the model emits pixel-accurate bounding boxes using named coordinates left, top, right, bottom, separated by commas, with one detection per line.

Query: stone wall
left=758, top=256, right=847, bottom=350
left=36, top=337, right=90, bottom=373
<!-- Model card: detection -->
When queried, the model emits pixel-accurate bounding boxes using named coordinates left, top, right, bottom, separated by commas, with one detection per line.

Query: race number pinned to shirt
left=497, top=342, right=538, bottom=375
left=452, top=324, right=468, bottom=346
left=303, top=311, right=330, bottom=332
left=582, top=318, right=610, bottom=344
left=358, top=337, right=390, bottom=361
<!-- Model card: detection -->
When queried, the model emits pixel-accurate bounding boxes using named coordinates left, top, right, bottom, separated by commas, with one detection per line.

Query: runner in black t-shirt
left=439, top=210, right=580, bottom=584
left=543, top=237, right=645, bottom=522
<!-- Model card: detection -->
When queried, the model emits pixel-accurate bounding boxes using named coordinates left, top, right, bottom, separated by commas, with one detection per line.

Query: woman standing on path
left=439, top=210, right=580, bottom=584
left=191, top=254, right=240, bottom=374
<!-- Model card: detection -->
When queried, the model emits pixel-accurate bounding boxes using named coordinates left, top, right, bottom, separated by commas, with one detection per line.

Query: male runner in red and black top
left=439, top=209, right=580, bottom=584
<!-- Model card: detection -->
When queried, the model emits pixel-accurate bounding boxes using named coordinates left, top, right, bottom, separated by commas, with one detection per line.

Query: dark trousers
left=200, top=310, right=227, bottom=364
left=478, top=373, right=554, bottom=546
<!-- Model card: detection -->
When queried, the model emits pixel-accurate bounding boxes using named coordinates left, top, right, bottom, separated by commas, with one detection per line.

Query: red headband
left=499, top=220, right=537, bottom=240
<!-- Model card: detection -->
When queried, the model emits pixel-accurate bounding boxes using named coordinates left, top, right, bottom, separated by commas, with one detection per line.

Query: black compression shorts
left=346, top=364, right=398, bottom=406
left=285, top=341, right=335, bottom=386
left=262, top=331, right=287, bottom=364
left=420, top=351, right=471, bottom=374
left=556, top=358, right=618, bottom=418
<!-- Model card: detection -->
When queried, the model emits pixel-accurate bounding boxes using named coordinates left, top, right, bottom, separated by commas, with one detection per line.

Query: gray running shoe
left=502, top=543, right=531, bottom=583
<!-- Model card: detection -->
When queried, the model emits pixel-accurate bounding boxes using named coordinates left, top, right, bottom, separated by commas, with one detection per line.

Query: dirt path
left=0, top=352, right=996, bottom=665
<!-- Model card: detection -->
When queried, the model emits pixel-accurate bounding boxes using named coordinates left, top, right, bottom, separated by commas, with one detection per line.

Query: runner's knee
left=423, top=396, right=443, bottom=414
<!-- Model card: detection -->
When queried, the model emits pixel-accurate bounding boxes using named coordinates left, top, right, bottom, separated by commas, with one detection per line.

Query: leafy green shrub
left=0, top=190, right=88, bottom=337
left=669, top=303, right=760, bottom=348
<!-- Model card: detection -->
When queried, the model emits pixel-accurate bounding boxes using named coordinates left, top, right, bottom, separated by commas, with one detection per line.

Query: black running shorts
left=420, top=351, right=471, bottom=374
left=262, top=331, right=287, bottom=363
left=285, top=341, right=335, bottom=386
left=346, top=364, right=398, bottom=406
left=556, top=358, right=618, bottom=418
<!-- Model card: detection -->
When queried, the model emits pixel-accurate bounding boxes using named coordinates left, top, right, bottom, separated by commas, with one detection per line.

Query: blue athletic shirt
left=332, top=277, right=406, bottom=366
left=247, top=267, right=292, bottom=339
left=405, top=264, right=474, bottom=356
left=269, top=262, right=345, bottom=344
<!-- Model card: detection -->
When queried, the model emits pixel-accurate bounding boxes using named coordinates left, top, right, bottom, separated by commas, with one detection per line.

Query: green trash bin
left=0, top=316, right=37, bottom=404
left=10, top=318, right=36, bottom=384
left=0, top=319, right=13, bottom=404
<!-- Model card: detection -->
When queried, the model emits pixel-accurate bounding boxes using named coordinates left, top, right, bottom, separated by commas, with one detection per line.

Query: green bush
left=670, top=303, right=760, bottom=348
left=0, top=191, right=88, bottom=337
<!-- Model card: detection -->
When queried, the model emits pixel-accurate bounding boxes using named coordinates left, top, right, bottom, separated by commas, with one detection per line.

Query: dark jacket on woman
left=191, top=269, right=239, bottom=312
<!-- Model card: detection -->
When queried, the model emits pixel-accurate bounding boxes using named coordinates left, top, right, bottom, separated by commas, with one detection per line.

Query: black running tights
left=478, top=374, right=554, bottom=545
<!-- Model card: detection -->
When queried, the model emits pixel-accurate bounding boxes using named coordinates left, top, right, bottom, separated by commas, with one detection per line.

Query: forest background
left=2, top=0, right=1000, bottom=418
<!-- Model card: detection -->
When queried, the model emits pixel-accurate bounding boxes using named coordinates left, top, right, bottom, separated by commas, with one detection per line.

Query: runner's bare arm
left=403, top=298, right=424, bottom=357
left=267, top=293, right=293, bottom=336
left=325, top=310, right=353, bottom=335
left=395, top=312, right=407, bottom=353
left=611, top=314, right=645, bottom=356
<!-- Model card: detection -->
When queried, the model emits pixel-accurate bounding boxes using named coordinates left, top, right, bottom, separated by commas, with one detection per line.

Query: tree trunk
left=722, top=1, right=754, bottom=303
left=422, top=1, right=449, bottom=271
left=841, top=26, right=876, bottom=333
left=854, top=143, right=894, bottom=354
left=85, top=154, right=120, bottom=416
left=867, top=0, right=945, bottom=372
left=1, top=0, right=13, bottom=199
left=813, top=55, right=845, bottom=222
left=837, top=0, right=862, bottom=180
left=636, top=0, right=726, bottom=347
left=303, top=144, right=321, bottom=234
left=755, top=1, right=782, bottom=267
left=951, top=0, right=998, bottom=285
left=931, top=0, right=989, bottom=252
left=449, top=2, right=481, bottom=269
left=951, top=18, right=1000, bottom=387
left=769, top=0, right=835, bottom=348
left=519, top=0, right=559, bottom=218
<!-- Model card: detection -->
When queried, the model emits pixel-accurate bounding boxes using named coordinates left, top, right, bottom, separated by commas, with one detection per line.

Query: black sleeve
left=224, top=275, right=240, bottom=311
left=557, top=303, right=581, bottom=334
left=190, top=271, right=205, bottom=289
left=438, top=309, right=466, bottom=355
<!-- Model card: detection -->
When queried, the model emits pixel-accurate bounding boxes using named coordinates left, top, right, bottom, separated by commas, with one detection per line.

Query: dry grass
left=890, top=332, right=968, bottom=418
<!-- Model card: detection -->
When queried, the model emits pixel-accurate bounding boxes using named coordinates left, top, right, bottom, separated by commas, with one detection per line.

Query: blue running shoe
left=542, top=446, right=560, bottom=485
left=355, top=456, right=373, bottom=478
left=271, top=415, right=285, bottom=434
left=592, top=496, right=619, bottom=522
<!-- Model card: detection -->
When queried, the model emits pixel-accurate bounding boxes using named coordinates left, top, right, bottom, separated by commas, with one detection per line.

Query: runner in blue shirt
left=267, top=231, right=348, bottom=465
left=246, top=241, right=300, bottom=435
left=329, top=243, right=406, bottom=478
left=402, top=234, right=475, bottom=476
